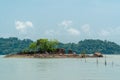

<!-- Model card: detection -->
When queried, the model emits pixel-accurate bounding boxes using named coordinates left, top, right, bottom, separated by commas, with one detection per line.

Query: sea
left=0, top=55, right=120, bottom=80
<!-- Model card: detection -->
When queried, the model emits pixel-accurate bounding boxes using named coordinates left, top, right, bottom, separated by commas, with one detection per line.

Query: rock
left=68, top=49, right=73, bottom=54
left=93, top=52, right=103, bottom=57
left=80, top=53, right=86, bottom=58
left=56, top=48, right=65, bottom=54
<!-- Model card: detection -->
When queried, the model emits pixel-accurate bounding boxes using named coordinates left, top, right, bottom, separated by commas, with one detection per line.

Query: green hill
left=0, top=37, right=32, bottom=55
left=57, top=39, right=120, bottom=54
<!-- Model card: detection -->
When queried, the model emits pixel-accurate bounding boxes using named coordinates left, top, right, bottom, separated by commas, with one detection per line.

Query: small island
left=5, top=38, right=103, bottom=58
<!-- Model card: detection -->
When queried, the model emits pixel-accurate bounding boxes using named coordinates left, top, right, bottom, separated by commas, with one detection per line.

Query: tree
left=47, top=39, right=58, bottom=52
left=29, top=42, right=37, bottom=52
left=36, top=39, right=49, bottom=52
left=57, top=39, right=120, bottom=54
left=0, top=37, right=33, bottom=55
left=29, top=39, right=58, bottom=53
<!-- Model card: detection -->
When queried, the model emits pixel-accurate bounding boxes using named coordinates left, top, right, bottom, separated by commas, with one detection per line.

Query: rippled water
left=0, top=55, right=120, bottom=80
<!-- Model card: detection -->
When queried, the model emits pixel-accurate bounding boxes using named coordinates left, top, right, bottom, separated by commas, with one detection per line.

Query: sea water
left=0, top=55, right=120, bottom=80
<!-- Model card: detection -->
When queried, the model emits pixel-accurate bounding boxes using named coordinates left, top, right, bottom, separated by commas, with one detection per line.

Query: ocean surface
left=0, top=55, right=120, bottom=80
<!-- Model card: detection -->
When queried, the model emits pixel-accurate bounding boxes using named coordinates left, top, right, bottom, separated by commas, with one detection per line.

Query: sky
left=0, top=0, right=120, bottom=44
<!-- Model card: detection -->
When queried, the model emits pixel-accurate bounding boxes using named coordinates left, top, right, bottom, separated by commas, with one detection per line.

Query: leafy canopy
left=29, top=39, right=58, bottom=53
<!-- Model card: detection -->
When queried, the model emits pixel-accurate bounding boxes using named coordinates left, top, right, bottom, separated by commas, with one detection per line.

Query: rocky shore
left=5, top=52, right=103, bottom=58
left=5, top=48, right=103, bottom=58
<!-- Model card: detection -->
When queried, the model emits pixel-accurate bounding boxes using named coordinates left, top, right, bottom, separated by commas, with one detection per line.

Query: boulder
left=56, top=48, right=65, bottom=54
left=93, top=52, right=103, bottom=57
left=68, top=49, right=73, bottom=54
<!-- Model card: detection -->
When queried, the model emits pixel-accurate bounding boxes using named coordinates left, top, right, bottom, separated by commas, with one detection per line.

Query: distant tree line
left=0, top=37, right=120, bottom=55
left=0, top=37, right=32, bottom=55
left=57, top=39, right=120, bottom=54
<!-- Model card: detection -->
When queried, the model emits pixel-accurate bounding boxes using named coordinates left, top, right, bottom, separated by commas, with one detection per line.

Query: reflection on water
left=0, top=55, right=120, bottom=80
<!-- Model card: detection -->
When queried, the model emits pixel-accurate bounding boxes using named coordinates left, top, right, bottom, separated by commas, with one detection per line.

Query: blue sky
left=0, top=0, right=120, bottom=44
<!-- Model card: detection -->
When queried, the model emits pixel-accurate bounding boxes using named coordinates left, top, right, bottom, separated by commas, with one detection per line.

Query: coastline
left=5, top=53, right=103, bottom=58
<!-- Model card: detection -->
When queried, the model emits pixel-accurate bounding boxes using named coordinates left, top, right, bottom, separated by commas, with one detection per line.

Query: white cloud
left=67, top=28, right=80, bottom=36
left=59, top=20, right=73, bottom=29
left=99, top=30, right=110, bottom=37
left=45, top=30, right=55, bottom=36
left=58, top=20, right=80, bottom=36
left=81, top=24, right=90, bottom=33
left=26, top=21, right=33, bottom=27
left=15, top=21, right=33, bottom=32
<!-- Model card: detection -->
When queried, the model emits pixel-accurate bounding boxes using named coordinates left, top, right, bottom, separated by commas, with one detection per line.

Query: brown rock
left=93, top=52, right=103, bottom=57
left=68, top=49, right=73, bottom=54
left=56, top=48, right=65, bottom=54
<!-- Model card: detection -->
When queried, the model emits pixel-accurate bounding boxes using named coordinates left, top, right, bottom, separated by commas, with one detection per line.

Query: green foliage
left=46, top=39, right=58, bottom=52
left=57, top=39, right=120, bottom=54
left=29, top=42, right=37, bottom=49
left=29, top=42, right=37, bottom=52
left=0, top=37, right=33, bottom=55
left=36, top=39, right=49, bottom=52
left=29, top=39, right=58, bottom=53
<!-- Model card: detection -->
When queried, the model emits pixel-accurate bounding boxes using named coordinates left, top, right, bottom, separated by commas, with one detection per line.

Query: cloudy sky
left=0, top=0, right=120, bottom=44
